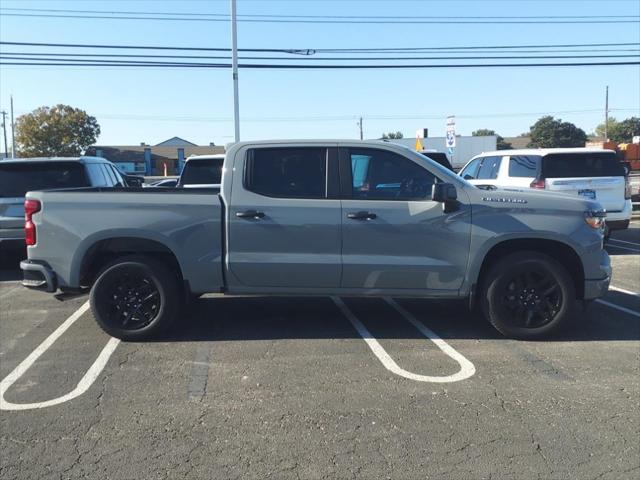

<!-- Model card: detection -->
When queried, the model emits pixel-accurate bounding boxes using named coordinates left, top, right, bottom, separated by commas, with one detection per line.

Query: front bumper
left=20, top=260, right=57, bottom=293
left=583, top=250, right=612, bottom=300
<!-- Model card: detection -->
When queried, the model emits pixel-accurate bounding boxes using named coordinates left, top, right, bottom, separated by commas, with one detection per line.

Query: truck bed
left=24, top=187, right=224, bottom=294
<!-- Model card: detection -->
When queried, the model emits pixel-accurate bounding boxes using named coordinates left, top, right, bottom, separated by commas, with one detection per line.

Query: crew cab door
left=227, top=146, right=342, bottom=288
left=340, top=147, right=471, bottom=292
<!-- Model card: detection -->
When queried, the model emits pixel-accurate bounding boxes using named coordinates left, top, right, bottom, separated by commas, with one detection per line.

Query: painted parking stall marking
left=0, top=301, right=120, bottom=411
left=593, top=285, right=640, bottom=319
left=332, top=297, right=476, bottom=383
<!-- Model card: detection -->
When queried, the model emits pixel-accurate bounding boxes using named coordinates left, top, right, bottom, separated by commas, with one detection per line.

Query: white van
left=459, top=148, right=632, bottom=231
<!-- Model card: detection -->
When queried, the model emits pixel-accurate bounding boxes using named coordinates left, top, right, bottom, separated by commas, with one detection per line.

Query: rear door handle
left=236, top=210, right=265, bottom=219
left=347, top=211, right=377, bottom=220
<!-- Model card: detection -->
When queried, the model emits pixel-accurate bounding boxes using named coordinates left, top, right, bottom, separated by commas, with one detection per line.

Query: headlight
left=584, top=210, right=606, bottom=230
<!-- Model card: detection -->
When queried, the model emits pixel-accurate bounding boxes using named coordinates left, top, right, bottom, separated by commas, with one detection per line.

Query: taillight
left=624, top=176, right=632, bottom=200
left=530, top=177, right=546, bottom=189
left=24, top=199, right=41, bottom=246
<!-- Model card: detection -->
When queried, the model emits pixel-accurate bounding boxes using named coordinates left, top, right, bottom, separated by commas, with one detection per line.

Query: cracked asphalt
left=0, top=224, right=638, bottom=480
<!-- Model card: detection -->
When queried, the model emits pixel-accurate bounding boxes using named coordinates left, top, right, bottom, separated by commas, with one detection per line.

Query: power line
left=4, top=48, right=640, bottom=58
left=2, top=40, right=638, bottom=53
left=3, top=54, right=638, bottom=62
left=2, top=60, right=638, bottom=69
left=16, top=108, right=632, bottom=124
left=1, top=7, right=638, bottom=20
left=2, top=12, right=638, bottom=24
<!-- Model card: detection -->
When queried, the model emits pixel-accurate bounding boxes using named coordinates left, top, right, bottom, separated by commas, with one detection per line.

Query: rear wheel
left=90, top=255, right=181, bottom=340
left=481, top=251, right=576, bottom=339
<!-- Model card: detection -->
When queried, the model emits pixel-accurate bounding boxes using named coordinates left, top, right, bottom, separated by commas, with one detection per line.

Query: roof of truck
left=0, top=156, right=111, bottom=164
left=473, top=147, right=616, bottom=158
left=228, top=139, right=407, bottom=146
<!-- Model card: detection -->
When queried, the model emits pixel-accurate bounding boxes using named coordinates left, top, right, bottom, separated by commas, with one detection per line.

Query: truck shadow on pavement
left=0, top=249, right=25, bottom=282
left=159, top=294, right=640, bottom=343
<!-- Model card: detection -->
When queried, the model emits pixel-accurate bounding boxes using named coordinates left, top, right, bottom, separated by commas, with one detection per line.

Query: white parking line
left=609, top=238, right=640, bottom=247
left=606, top=243, right=640, bottom=253
left=610, top=286, right=640, bottom=297
left=595, top=299, right=640, bottom=318
left=0, top=301, right=120, bottom=411
left=332, top=297, right=476, bottom=383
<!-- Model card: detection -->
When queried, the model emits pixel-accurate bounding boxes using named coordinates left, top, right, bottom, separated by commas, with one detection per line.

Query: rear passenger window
left=476, top=156, right=501, bottom=180
left=245, top=148, right=327, bottom=199
left=508, top=156, right=540, bottom=177
left=348, top=148, right=436, bottom=201
left=86, top=164, right=109, bottom=187
left=100, top=165, right=117, bottom=186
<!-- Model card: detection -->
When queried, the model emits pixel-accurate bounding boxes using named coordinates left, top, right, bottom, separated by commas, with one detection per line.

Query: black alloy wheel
left=499, top=267, right=562, bottom=329
left=90, top=255, right=181, bottom=340
left=102, top=271, right=161, bottom=330
left=482, top=251, right=576, bottom=339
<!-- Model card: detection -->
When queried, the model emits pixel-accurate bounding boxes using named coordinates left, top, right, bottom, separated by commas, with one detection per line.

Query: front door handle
left=236, top=210, right=265, bottom=219
left=347, top=211, right=377, bottom=220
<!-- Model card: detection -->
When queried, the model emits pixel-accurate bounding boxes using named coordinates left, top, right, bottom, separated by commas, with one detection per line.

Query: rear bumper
left=20, top=260, right=57, bottom=292
left=583, top=250, right=612, bottom=300
left=606, top=219, right=630, bottom=231
left=606, top=200, right=632, bottom=225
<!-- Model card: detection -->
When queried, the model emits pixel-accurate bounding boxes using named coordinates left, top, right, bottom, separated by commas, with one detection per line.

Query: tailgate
left=546, top=176, right=626, bottom=211
left=0, top=197, right=25, bottom=230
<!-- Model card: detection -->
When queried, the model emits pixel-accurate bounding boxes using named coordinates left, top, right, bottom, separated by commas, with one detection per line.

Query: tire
left=90, top=255, right=181, bottom=341
left=481, top=251, right=576, bottom=340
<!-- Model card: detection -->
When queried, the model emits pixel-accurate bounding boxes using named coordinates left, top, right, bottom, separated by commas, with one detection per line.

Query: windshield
left=0, top=162, right=89, bottom=198
left=180, top=158, right=223, bottom=185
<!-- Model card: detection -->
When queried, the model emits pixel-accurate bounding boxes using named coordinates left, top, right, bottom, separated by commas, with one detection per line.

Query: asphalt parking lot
left=1, top=223, right=638, bottom=480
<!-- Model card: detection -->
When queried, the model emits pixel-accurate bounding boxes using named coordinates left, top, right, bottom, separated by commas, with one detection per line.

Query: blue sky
left=1, top=0, right=639, bottom=149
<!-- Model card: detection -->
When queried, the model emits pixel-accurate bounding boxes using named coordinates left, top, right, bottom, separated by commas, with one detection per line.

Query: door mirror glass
left=431, top=183, right=457, bottom=202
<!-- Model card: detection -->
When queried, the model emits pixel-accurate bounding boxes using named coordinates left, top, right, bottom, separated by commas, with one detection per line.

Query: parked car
left=177, top=154, right=225, bottom=188
left=121, top=173, right=145, bottom=187
left=418, top=150, right=455, bottom=171
left=147, top=178, right=178, bottom=188
left=21, top=140, right=611, bottom=341
left=0, top=156, right=126, bottom=248
left=459, top=148, right=632, bottom=231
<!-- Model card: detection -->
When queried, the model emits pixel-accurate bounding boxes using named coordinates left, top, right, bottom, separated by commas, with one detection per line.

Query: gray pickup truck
left=21, top=140, right=611, bottom=340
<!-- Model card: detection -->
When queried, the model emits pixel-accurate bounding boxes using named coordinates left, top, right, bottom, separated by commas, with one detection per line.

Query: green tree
left=472, top=128, right=512, bottom=150
left=527, top=116, right=587, bottom=148
left=595, top=117, right=618, bottom=139
left=596, top=117, right=640, bottom=143
left=16, top=104, right=100, bottom=157
left=381, top=131, right=403, bottom=139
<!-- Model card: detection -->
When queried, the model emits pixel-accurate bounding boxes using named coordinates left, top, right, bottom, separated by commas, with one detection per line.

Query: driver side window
left=348, top=148, right=436, bottom=201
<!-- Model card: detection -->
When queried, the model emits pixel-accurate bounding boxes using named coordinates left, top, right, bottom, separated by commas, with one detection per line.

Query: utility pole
left=1, top=110, right=8, bottom=158
left=10, top=95, right=16, bottom=157
left=357, top=116, right=363, bottom=140
left=604, top=85, right=609, bottom=142
left=230, top=0, right=240, bottom=142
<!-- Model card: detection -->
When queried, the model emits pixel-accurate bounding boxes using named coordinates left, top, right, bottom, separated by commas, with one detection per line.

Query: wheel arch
left=473, top=238, right=585, bottom=302
left=77, top=236, right=186, bottom=291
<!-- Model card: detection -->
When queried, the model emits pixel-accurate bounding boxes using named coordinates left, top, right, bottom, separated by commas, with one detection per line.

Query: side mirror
left=431, top=183, right=457, bottom=202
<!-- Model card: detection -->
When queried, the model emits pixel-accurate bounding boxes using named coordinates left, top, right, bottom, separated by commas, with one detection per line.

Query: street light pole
left=1, top=111, right=8, bottom=157
left=231, top=0, right=240, bottom=142
left=604, top=85, right=609, bottom=142
left=10, top=95, right=16, bottom=158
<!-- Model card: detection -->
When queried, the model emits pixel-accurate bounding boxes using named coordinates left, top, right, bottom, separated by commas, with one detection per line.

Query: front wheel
left=481, top=251, right=577, bottom=339
left=90, top=255, right=181, bottom=340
